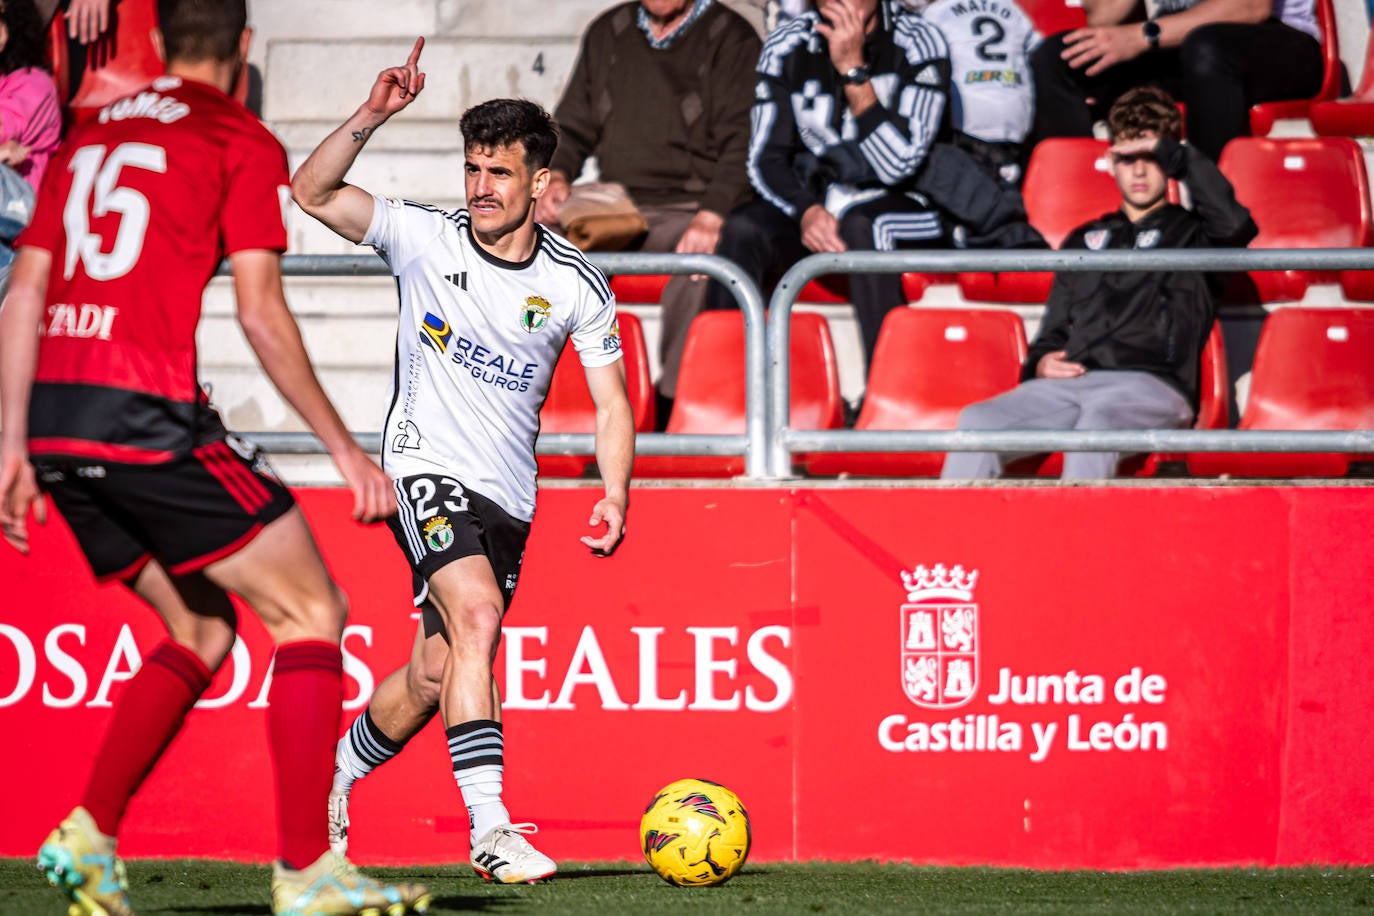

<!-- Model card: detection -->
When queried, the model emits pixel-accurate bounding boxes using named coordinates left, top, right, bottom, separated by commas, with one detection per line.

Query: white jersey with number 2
left=922, top=0, right=1040, bottom=144
left=366, top=195, right=623, bottom=522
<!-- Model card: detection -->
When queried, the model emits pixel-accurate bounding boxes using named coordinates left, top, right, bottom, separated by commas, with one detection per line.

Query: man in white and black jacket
left=942, top=86, right=1258, bottom=481
left=706, top=0, right=953, bottom=363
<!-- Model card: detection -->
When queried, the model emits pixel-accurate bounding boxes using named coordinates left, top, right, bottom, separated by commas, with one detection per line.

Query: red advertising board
left=1, top=484, right=1372, bottom=867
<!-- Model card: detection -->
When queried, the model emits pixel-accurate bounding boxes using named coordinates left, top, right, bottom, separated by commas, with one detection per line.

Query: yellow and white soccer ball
left=639, top=777, right=751, bottom=886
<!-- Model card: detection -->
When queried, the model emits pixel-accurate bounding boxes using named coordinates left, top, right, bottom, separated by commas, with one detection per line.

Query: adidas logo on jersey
left=446, top=272, right=468, bottom=290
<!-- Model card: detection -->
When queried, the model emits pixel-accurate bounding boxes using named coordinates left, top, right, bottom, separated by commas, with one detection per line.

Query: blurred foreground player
left=0, top=1, right=429, bottom=913
left=292, top=41, right=634, bottom=884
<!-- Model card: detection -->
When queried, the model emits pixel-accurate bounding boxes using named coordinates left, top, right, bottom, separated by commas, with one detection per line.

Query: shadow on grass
left=163, top=898, right=511, bottom=914
left=553, top=865, right=654, bottom=880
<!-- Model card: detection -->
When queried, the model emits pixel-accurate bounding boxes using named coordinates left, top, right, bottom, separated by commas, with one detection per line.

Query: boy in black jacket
left=941, top=85, right=1257, bottom=480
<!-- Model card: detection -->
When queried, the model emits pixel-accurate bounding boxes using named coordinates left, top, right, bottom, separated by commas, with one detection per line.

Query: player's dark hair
left=1107, top=86, right=1182, bottom=144
left=157, top=0, right=247, bottom=64
left=0, top=0, right=52, bottom=74
left=460, top=99, right=558, bottom=171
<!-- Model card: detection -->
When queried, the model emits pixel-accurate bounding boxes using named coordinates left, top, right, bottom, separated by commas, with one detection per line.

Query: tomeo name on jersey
left=366, top=196, right=621, bottom=521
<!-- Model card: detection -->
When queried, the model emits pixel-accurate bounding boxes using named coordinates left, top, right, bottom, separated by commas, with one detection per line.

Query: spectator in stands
left=905, top=0, right=1040, bottom=187
left=0, top=0, right=61, bottom=284
left=535, top=0, right=760, bottom=420
left=941, top=86, right=1257, bottom=480
left=707, top=0, right=951, bottom=369
left=1031, top=0, right=1323, bottom=161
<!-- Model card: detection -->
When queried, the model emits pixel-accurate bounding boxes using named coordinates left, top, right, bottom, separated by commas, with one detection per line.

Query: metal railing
left=766, top=248, right=1374, bottom=478
left=257, top=252, right=769, bottom=477
left=247, top=248, right=1374, bottom=479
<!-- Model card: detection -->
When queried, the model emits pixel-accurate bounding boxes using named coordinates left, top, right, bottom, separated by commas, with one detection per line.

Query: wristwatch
left=841, top=64, right=872, bottom=86
left=1142, top=20, right=1161, bottom=51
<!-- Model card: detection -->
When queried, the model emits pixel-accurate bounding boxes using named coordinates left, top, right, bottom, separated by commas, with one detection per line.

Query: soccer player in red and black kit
left=0, top=2, right=430, bottom=915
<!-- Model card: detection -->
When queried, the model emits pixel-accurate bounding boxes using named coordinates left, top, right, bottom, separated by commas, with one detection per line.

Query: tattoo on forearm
left=352, top=127, right=375, bottom=143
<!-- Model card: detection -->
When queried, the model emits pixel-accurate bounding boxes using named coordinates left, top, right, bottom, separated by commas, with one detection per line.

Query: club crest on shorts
left=520, top=295, right=551, bottom=333
left=423, top=516, right=454, bottom=552
left=900, top=564, right=979, bottom=710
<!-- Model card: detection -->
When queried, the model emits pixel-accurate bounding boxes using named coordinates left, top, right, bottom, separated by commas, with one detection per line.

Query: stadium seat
left=52, top=0, right=251, bottom=124
left=1218, top=137, right=1371, bottom=303
left=1018, top=0, right=1087, bottom=36
left=1249, top=0, right=1342, bottom=136
left=801, top=307, right=1028, bottom=477
left=1310, top=26, right=1374, bottom=137
left=1339, top=269, right=1374, bottom=303
left=1186, top=307, right=1374, bottom=478
left=64, top=0, right=164, bottom=123
left=959, top=139, right=1117, bottom=304
left=1007, top=321, right=1229, bottom=477
left=537, top=313, right=652, bottom=478
left=634, top=311, right=843, bottom=478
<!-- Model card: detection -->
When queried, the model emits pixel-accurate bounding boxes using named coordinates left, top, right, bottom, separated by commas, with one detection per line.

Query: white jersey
left=366, top=196, right=622, bottom=522
left=922, top=0, right=1040, bottom=144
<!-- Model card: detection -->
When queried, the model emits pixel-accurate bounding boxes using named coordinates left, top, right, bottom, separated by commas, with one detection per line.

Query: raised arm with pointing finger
left=292, top=37, right=427, bottom=242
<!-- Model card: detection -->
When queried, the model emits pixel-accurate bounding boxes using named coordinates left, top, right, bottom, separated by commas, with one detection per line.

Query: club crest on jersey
left=423, top=516, right=454, bottom=552
left=1085, top=229, right=1111, bottom=251
left=520, top=296, right=551, bottom=333
left=420, top=312, right=452, bottom=352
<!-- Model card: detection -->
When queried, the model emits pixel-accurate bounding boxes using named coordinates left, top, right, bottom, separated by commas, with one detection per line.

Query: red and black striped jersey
left=19, top=75, right=289, bottom=464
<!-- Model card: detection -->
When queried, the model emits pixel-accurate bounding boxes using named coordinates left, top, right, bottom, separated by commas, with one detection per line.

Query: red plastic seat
left=65, top=0, right=164, bottom=124
left=1018, top=0, right=1087, bottom=35
left=54, top=0, right=250, bottom=124
left=1186, top=307, right=1374, bottom=478
left=959, top=139, right=1117, bottom=304
left=1310, top=26, right=1374, bottom=137
left=1340, top=269, right=1374, bottom=302
left=1249, top=0, right=1341, bottom=136
left=1008, top=321, right=1229, bottom=477
left=1218, top=137, right=1371, bottom=303
left=634, top=312, right=843, bottom=478
left=802, top=307, right=1028, bottom=477
left=537, top=313, right=653, bottom=478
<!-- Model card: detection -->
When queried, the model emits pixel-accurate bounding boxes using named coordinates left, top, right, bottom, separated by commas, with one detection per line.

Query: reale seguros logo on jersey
left=604, top=319, right=623, bottom=354
left=520, top=296, right=551, bottom=333
left=900, top=563, right=978, bottom=710
left=420, top=312, right=453, bottom=352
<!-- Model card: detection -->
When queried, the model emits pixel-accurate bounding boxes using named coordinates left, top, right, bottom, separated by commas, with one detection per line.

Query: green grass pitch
left=4, top=859, right=1374, bottom=913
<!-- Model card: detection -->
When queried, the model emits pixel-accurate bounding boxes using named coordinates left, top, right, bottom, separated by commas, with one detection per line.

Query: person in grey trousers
left=941, top=85, right=1257, bottom=480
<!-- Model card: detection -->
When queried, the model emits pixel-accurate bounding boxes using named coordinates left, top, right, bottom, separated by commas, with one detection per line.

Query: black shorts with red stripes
left=35, top=434, right=295, bottom=583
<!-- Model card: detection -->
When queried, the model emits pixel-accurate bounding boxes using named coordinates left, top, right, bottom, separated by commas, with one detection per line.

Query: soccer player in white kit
left=291, top=39, right=635, bottom=884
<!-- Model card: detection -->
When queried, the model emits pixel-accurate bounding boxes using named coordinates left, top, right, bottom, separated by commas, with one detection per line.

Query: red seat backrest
left=1194, top=321, right=1230, bottom=430
left=1017, top=0, right=1087, bottom=35
left=1022, top=139, right=1120, bottom=248
left=66, top=0, right=163, bottom=120
left=857, top=308, right=1027, bottom=431
left=669, top=311, right=842, bottom=433
left=1242, top=307, right=1374, bottom=430
left=538, top=312, right=653, bottom=433
left=1219, top=138, right=1372, bottom=250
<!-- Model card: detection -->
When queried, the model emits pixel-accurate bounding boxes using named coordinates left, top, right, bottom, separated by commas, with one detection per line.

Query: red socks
left=82, top=640, right=212, bottom=836
left=268, top=640, right=343, bottom=870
